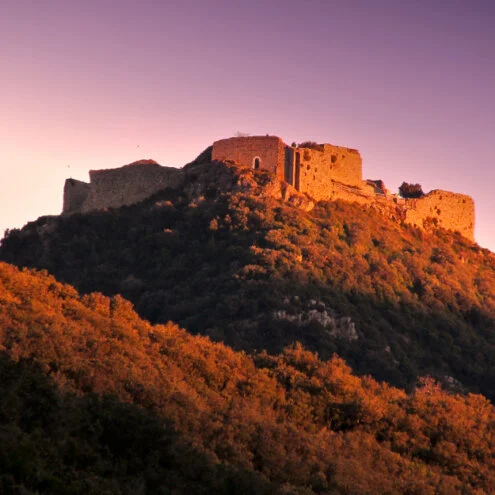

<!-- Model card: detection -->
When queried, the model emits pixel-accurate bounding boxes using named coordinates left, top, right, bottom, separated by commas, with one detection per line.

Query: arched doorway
left=253, top=157, right=261, bottom=170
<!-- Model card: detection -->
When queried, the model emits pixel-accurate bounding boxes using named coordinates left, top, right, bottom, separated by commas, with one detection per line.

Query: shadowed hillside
left=2, top=162, right=494, bottom=399
left=1, top=261, right=495, bottom=493
left=0, top=356, right=273, bottom=494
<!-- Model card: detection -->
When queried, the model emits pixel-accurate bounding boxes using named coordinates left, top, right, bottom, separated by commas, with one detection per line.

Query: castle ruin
left=212, top=136, right=474, bottom=240
left=63, top=160, right=184, bottom=214
left=63, top=135, right=475, bottom=241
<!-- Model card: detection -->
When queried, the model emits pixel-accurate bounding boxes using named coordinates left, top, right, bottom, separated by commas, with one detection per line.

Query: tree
left=399, top=182, right=425, bottom=198
left=297, top=141, right=323, bottom=151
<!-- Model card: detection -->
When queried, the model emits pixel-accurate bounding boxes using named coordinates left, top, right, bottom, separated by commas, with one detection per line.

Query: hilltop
left=62, top=136, right=475, bottom=240
left=1, top=261, right=495, bottom=493
left=2, top=159, right=494, bottom=400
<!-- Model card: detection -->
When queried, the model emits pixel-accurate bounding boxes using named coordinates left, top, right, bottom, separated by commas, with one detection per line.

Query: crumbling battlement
left=404, top=190, right=475, bottom=240
left=63, top=160, right=184, bottom=214
left=62, top=135, right=476, bottom=241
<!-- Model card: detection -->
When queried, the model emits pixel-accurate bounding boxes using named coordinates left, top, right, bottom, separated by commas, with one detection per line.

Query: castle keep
left=63, top=135, right=475, bottom=241
left=212, top=136, right=362, bottom=200
left=212, top=136, right=474, bottom=240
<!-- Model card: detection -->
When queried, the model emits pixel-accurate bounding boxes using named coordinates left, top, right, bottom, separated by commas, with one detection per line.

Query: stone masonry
left=211, top=136, right=474, bottom=240
left=63, top=160, right=184, bottom=214
left=62, top=135, right=476, bottom=241
left=212, top=136, right=286, bottom=181
left=212, top=136, right=362, bottom=199
left=403, top=190, right=475, bottom=240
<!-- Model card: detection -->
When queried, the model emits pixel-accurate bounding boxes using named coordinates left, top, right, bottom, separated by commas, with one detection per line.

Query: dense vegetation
left=1, top=261, right=495, bottom=493
left=0, top=356, right=272, bottom=494
left=398, top=182, right=425, bottom=198
left=2, top=163, right=495, bottom=400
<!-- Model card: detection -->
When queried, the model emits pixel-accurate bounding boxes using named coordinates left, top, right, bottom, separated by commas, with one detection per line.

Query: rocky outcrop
left=183, top=161, right=316, bottom=211
left=273, top=299, right=358, bottom=342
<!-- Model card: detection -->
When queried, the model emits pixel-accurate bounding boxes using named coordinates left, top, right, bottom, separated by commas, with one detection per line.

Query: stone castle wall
left=63, top=160, right=184, bottom=214
left=326, top=186, right=475, bottom=241
left=62, top=137, right=476, bottom=242
left=319, top=185, right=475, bottom=241
left=323, top=145, right=362, bottom=188
left=212, top=136, right=363, bottom=202
left=295, top=145, right=362, bottom=201
left=294, top=146, right=333, bottom=201
left=404, top=190, right=475, bottom=240
left=212, top=136, right=285, bottom=179
left=63, top=179, right=91, bottom=214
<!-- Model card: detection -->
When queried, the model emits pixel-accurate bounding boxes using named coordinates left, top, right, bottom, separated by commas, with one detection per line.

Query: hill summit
left=63, top=135, right=475, bottom=240
left=2, top=150, right=494, bottom=400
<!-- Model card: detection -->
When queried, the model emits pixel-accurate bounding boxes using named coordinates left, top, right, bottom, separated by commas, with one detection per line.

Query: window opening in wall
left=253, top=157, right=261, bottom=170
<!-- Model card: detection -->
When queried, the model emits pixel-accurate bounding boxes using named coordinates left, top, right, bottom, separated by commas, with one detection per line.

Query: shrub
left=399, top=182, right=425, bottom=198
left=298, top=141, right=323, bottom=151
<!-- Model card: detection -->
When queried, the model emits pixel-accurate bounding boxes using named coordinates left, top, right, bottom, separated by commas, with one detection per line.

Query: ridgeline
left=2, top=160, right=494, bottom=399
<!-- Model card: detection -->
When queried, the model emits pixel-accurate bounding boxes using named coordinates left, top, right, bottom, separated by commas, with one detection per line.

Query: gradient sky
left=2, top=0, right=494, bottom=250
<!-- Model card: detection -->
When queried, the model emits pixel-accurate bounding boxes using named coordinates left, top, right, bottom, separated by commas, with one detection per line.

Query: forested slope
left=2, top=163, right=494, bottom=397
left=1, top=261, right=495, bottom=493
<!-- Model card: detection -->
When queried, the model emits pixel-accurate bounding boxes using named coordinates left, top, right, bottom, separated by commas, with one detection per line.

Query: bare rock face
left=190, top=160, right=314, bottom=210
left=182, top=161, right=239, bottom=199
left=257, top=175, right=315, bottom=211
left=442, top=375, right=466, bottom=394
left=273, top=299, right=358, bottom=342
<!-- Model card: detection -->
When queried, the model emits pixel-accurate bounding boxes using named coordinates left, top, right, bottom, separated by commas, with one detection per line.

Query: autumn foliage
left=1, top=262, right=494, bottom=493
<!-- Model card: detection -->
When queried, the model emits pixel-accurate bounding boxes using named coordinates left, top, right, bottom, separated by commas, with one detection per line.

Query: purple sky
left=2, top=0, right=494, bottom=249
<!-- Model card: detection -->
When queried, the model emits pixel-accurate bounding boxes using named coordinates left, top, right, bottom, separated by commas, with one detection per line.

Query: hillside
left=2, top=161, right=495, bottom=400
left=1, top=261, right=495, bottom=493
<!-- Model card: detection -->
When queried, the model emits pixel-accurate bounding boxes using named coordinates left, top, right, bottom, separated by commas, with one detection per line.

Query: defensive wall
left=63, top=179, right=91, bottom=214
left=211, top=136, right=474, bottom=240
left=63, top=160, right=184, bottom=214
left=404, top=190, right=475, bottom=240
left=290, top=144, right=362, bottom=200
left=63, top=135, right=476, bottom=241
